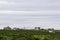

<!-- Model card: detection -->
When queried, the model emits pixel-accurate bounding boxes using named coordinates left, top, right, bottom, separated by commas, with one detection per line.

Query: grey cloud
left=0, top=0, right=60, bottom=29
left=0, top=14, right=60, bottom=23
left=0, top=14, right=59, bottom=29
left=0, top=0, right=60, bottom=10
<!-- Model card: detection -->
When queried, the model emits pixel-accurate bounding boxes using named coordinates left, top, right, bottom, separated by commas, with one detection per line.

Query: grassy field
left=0, top=30, right=59, bottom=40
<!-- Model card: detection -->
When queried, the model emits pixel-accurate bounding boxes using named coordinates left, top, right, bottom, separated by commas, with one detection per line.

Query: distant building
left=35, top=27, right=40, bottom=30
left=48, top=28, right=54, bottom=30
left=48, top=28, right=55, bottom=33
left=13, top=27, right=20, bottom=30
left=3, top=26, right=11, bottom=30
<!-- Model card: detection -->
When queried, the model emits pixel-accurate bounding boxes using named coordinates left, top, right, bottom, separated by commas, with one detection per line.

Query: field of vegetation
left=0, top=30, right=60, bottom=40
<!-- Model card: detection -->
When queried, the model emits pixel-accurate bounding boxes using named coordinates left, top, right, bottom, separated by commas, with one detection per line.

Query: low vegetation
left=0, top=26, right=59, bottom=40
left=0, top=29, right=59, bottom=40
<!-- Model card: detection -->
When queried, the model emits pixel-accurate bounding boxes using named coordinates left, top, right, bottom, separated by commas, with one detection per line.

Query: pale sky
left=0, top=0, right=60, bottom=29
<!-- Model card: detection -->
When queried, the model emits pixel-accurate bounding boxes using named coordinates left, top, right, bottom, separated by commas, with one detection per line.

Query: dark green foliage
left=44, top=38, right=49, bottom=40
left=34, top=38, right=40, bottom=40
left=0, top=30, right=59, bottom=40
left=0, top=37, right=7, bottom=40
left=0, top=37, right=3, bottom=40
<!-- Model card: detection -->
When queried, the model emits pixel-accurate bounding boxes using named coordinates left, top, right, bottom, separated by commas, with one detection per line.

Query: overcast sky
left=0, top=0, right=60, bottom=29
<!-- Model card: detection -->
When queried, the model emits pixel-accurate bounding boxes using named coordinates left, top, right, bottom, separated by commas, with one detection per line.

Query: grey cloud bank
left=0, top=0, right=60, bottom=29
left=0, top=0, right=60, bottom=10
left=0, top=14, right=60, bottom=29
